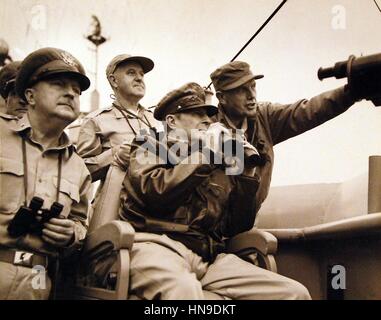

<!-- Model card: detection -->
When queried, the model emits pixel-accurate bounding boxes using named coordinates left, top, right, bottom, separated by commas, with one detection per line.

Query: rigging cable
left=373, top=0, right=381, bottom=13
left=205, top=0, right=288, bottom=90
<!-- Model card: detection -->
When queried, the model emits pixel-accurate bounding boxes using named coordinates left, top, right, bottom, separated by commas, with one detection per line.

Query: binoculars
left=7, top=196, right=64, bottom=238
left=318, top=53, right=381, bottom=106
left=219, top=131, right=263, bottom=168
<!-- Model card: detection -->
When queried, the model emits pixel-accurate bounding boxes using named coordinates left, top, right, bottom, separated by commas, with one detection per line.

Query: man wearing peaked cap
left=0, top=61, right=28, bottom=119
left=0, top=47, right=92, bottom=300
left=16, top=47, right=90, bottom=100
left=77, top=53, right=159, bottom=220
left=209, top=60, right=363, bottom=299
left=106, top=81, right=312, bottom=300
left=154, top=82, right=218, bottom=120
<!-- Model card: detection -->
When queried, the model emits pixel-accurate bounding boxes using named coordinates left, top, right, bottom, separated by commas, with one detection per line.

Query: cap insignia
left=61, top=52, right=77, bottom=67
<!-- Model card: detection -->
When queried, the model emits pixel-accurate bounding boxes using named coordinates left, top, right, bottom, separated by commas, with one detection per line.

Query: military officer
left=0, top=61, right=28, bottom=119
left=116, top=82, right=311, bottom=300
left=77, top=54, right=159, bottom=181
left=0, top=47, right=92, bottom=299
left=210, top=61, right=359, bottom=216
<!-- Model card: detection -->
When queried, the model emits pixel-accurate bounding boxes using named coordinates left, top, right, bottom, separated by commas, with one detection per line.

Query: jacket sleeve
left=77, top=118, right=113, bottom=181
left=265, top=86, right=357, bottom=145
left=127, top=143, right=216, bottom=206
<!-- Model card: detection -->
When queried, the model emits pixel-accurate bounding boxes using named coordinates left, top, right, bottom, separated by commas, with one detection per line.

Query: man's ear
left=24, top=88, right=35, bottom=106
left=108, top=74, right=118, bottom=89
left=165, top=114, right=178, bottom=130
left=216, top=91, right=226, bottom=105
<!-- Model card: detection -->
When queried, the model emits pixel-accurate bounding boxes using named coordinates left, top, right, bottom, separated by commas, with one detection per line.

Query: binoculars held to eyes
left=210, top=123, right=263, bottom=168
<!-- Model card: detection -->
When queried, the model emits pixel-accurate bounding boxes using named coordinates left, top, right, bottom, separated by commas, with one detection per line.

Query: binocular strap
left=21, top=138, right=63, bottom=205
left=113, top=103, right=155, bottom=135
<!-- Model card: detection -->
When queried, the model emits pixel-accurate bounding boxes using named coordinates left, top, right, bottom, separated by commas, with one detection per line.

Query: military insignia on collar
left=61, top=52, right=77, bottom=67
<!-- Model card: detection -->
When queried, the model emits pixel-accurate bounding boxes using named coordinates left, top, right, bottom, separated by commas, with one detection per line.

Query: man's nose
left=135, top=73, right=144, bottom=81
left=247, top=88, right=256, bottom=99
left=247, top=89, right=257, bottom=102
left=65, top=85, right=77, bottom=97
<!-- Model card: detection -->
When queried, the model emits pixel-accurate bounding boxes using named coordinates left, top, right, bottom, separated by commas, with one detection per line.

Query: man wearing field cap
left=0, top=61, right=28, bottom=119
left=0, top=47, right=91, bottom=299
left=211, top=60, right=358, bottom=218
left=77, top=53, right=159, bottom=181
left=107, top=82, right=310, bottom=300
left=77, top=54, right=159, bottom=221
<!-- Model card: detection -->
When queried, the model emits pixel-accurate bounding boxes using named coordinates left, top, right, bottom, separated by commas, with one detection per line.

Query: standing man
left=210, top=61, right=359, bottom=215
left=0, top=61, right=28, bottom=119
left=0, top=47, right=92, bottom=299
left=116, top=82, right=311, bottom=300
left=77, top=54, right=158, bottom=182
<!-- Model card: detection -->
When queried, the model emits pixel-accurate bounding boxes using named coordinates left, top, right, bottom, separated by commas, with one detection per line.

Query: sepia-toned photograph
left=0, top=0, right=381, bottom=305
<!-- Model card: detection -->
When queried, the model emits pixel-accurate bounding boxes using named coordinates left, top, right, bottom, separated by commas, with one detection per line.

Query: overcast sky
left=1, top=0, right=381, bottom=185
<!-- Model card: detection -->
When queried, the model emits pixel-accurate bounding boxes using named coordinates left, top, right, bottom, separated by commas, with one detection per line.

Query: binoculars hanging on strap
left=318, top=53, right=381, bottom=106
left=7, top=196, right=64, bottom=238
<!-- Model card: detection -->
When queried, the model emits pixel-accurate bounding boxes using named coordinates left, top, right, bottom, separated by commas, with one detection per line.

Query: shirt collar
left=12, top=115, right=75, bottom=156
left=112, top=102, right=146, bottom=119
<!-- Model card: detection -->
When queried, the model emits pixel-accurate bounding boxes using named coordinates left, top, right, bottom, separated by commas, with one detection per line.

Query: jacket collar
left=217, top=106, right=248, bottom=133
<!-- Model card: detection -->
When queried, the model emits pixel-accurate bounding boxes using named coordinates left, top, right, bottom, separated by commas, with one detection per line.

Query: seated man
left=0, top=61, right=28, bottom=119
left=118, top=82, right=311, bottom=300
left=0, top=48, right=92, bottom=299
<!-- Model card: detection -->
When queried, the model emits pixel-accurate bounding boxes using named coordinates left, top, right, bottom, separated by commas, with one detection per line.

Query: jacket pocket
left=0, top=158, right=24, bottom=214
left=195, top=181, right=228, bottom=229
